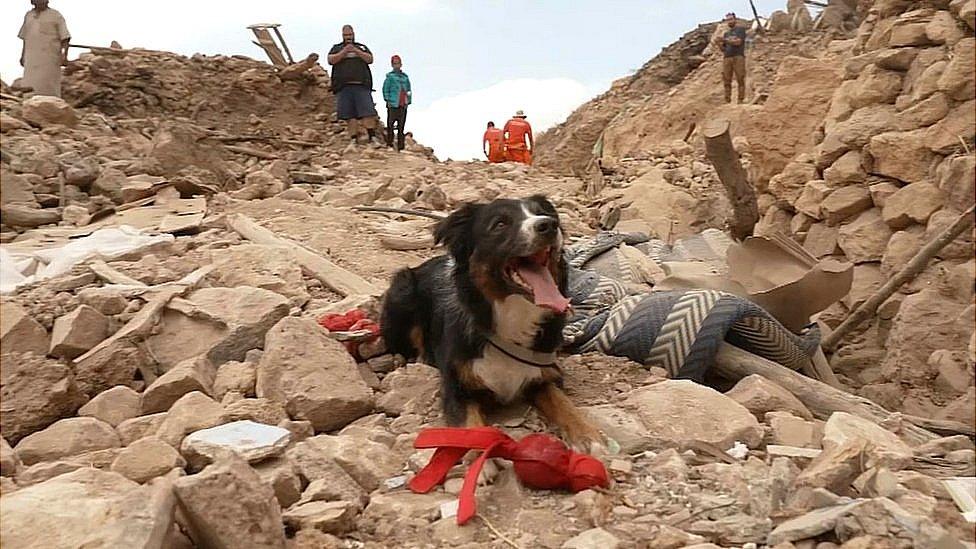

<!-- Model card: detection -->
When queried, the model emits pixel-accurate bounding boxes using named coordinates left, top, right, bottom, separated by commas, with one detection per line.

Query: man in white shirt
left=18, top=0, right=71, bottom=97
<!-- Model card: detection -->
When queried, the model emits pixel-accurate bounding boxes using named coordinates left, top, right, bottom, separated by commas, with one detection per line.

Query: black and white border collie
left=382, top=195, right=604, bottom=453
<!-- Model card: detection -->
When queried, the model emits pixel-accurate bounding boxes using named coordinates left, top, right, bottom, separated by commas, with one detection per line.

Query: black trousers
left=386, top=106, right=407, bottom=151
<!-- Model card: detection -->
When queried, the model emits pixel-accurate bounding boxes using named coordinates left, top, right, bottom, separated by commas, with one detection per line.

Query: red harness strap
left=408, top=427, right=609, bottom=525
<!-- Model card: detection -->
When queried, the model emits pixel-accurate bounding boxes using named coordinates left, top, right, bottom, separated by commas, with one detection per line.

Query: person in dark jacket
left=382, top=55, right=412, bottom=151
left=327, top=24, right=378, bottom=142
left=719, top=12, right=748, bottom=103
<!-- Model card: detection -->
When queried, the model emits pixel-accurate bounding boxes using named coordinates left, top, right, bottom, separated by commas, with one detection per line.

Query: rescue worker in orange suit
left=503, top=110, right=533, bottom=165
left=483, top=121, right=505, bottom=163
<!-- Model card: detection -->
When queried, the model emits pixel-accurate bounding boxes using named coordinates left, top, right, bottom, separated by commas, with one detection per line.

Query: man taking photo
left=327, top=24, right=379, bottom=143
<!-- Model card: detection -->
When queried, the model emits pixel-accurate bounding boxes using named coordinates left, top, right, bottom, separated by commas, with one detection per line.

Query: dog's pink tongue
left=517, top=262, right=570, bottom=313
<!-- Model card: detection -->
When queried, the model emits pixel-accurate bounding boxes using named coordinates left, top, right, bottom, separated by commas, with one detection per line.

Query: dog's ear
left=434, top=202, right=482, bottom=261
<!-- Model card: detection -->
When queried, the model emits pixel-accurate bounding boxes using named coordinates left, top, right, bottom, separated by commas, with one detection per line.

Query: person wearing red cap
left=503, top=110, right=533, bottom=165
left=482, top=121, right=505, bottom=163
left=720, top=12, right=748, bottom=103
left=382, top=54, right=412, bottom=151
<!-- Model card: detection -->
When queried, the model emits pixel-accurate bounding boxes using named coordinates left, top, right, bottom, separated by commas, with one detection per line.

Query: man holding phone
left=328, top=25, right=379, bottom=142
left=720, top=12, right=748, bottom=104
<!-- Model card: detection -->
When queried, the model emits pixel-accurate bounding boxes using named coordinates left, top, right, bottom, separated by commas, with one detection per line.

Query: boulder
left=923, top=99, right=976, bottom=154
left=361, top=491, right=450, bottom=525
left=154, top=391, right=225, bottom=448
left=767, top=500, right=865, bottom=545
left=173, top=455, right=286, bottom=549
left=622, top=380, right=764, bottom=450
left=286, top=434, right=400, bottom=492
left=725, top=374, right=814, bottom=420
left=78, top=385, right=141, bottom=427
left=925, top=208, right=975, bottom=259
left=582, top=405, right=652, bottom=454
left=73, top=339, right=151, bottom=397
left=145, top=286, right=289, bottom=371
left=0, top=170, right=36, bottom=205
left=767, top=162, right=819, bottom=206
left=822, top=412, right=914, bottom=470
left=221, top=397, right=288, bottom=425
left=897, top=91, right=950, bottom=130
left=955, top=0, right=976, bottom=29
left=49, top=305, right=109, bottom=359
left=181, top=420, right=291, bottom=469
left=256, top=317, right=373, bottom=432
left=837, top=209, right=893, bottom=263
left=868, top=180, right=900, bottom=208
left=793, top=437, right=866, bottom=492
left=881, top=227, right=925, bottom=275
left=208, top=245, right=309, bottom=307
left=376, top=364, right=439, bottom=416
left=117, top=412, right=168, bottom=446
left=931, top=350, right=974, bottom=394
left=0, top=468, right=175, bottom=549
left=936, top=154, right=975, bottom=210
left=110, top=436, right=186, bottom=483
left=823, top=150, right=866, bottom=188
left=821, top=186, right=872, bottom=226
left=77, top=287, right=128, bottom=315
left=296, top=470, right=368, bottom=509
left=0, top=113, right=32, bottom=133
left=937, top=37, right=975, bottom=100
left=845, top=263, right=884, bottom=310
left=926, top=10, right=966, bottom=45
left=766, top=412, right=823, bottom=448
left=14, top=417, right=121, bottom=466
left=881, top=182, right=945, bottom=229
left=282, top=500, right=359, bottom=535
left=1, top=437, right=21, bottom=476
left=848, top=65, right=903, bottom=109
left=20, top=95, right=78, bottom=127
left=865, top=130, right=939, bottom=184
left=253, top=457, right=303, bottom=508
left=794, top=180, right=831, bottom=219
left=0, top=302, right=50, bottom=355
left=876, top=48, right=919, bottom=71
left=141, top=356, right=216, bottom=414
left=0, top=353, right=87, bottom=444
left=213, top=360, right=257, bottom=399
left=803, top=223, right=840, bottom=258
left=881, top=290, right=973, bottom=383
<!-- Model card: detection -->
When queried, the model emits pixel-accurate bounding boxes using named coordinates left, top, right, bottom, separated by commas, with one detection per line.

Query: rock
left=287, top=434, right=400, bottom=492
left=876, top=48, right=919, bottom=71
left=221, top=397, right=288, bottom=425
left=0, top=113, right=31, bottom=133
left=49, top=305, right=109, bottom=359
left=849, top=65, right=903, bottom=109
left=925, top=208, right=975, bottom=260
left=834, top=497, right=962, bottom=547
left=562, top=527, right=621, bottom=549
left=0, top=302, right=50, bottom=356
left=794, top=180, right=831, bottom=219
left=0, top=468, right=175, bottom=549
left=767, top=501, right=865, bottom=545
left=256, top=317, right=373, bottom=432
left=0, top=353, right=87, bottom=444
left=881, top=227, right=924, bottom=275
left=821, top=186, right=873, bottom=226
left=60, top=204, right=90, bottom=225
left=77, top=287, right=129, bottom=315
left=78, top=385, right=141, bottom=427
left=926, top=10, right=966, bottom=45
left=253, top=457, right=303, bottom=508
left=889, top=20, right=933, bottom=47
left=14, top=417, right=120, bottom=466
left=173, top=454, right=287, bottom=549
left=0, top=170, right=36, bottom=205
left=804, top=223, right=840, bottom=258
left=361, top=491, right=448, bottom=525
left=181, top=420, right=291, bottom=469
left=91, top=167, right=126, bottom=202
left=376, top=364, right=439, bottom=416
left=146, top=286, right=290, bottom=371
left=213, top=360, right=257, bottom=399
left=768, top=162, right=819, bottom=206
left=209, top=245, right=309, bottom=307
left=937, top=37, right=975, bottom=100
left=20, top=95, right=78, bottom=127
left=1, top=437, right=21, bottom=476
left=686, top=514, right=772, bottom=545
left=296, top=471, right=368, bottom=509
left=867, top=180, right=900, bottom=208
left=822, top=105, right=898, bottom=161
left=282, top=500, right=358, bottom=535
left=110, top=436, right=186, bottom=483
left=229, top=170, right=286, bottom=200
left=583, top=405, right=652, bottom=454
left=725, top=375, right=814, bottom=420
left=936, top=154, right=975, bottom=210
left=897, top=92, right=950, bottom=130
left=72, top=339, right=151, bottom=397
left=844, top=264, right=884, bottom=310
left=276, top=188, right=311, bottom=201
left=882, top=290, right=973, bottom=383
left=923, top=98, right=976, bottom=154
left=939, top=387, right=976, bottom=429
left=932, top=350, right=973, bottom=394
left=823, top=151, right=866, bottom=188
left=767, top=412, right=823, bottom=448
left=823, top=412, right=914, bottom=470
left=623, top=380, right=764, bottom=449
left=117, top=412, right=167, bottom=446
left=865, top=130, right=939, bottom=184
left=154, top=391, right=225, bottom=448
left=956, top=0, right=976, bottom=28
left=793, top=438, right=866, bottom=493
left=837, top=209, right=893, bottom=263
left=141, top=356, right=216, bottom=414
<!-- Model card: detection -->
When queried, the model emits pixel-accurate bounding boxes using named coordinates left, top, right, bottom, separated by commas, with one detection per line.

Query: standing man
left=483, top=121, right=505, bottom=163
left=720, top=12, right=747, bottom=104
left=18, top=0, right=70, bottom=98
left=327, top=24, right=379, bottom=143
left=503, top=110, right=533, bottom=165
left=382, top=55, right=411, bottom=151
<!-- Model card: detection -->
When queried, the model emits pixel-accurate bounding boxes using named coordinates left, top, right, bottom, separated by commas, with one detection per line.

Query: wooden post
left=748, top=0, right=766, bottom=33
left=702, top=118, right=759, bottom=241
left=821, top=205, right=976, bottom=351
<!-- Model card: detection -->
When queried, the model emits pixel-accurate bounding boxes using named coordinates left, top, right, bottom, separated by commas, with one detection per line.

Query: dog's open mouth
left=505, top=247, right=571, bottom=313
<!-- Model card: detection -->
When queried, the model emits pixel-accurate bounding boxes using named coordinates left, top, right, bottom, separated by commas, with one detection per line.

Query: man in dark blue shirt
left=720, top=13, right=747, bottom=103
left=328, top=24, right=379, bottom=143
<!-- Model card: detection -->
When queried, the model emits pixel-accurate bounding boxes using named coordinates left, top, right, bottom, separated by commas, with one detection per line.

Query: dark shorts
left=336, top=84, right=377, bottom=120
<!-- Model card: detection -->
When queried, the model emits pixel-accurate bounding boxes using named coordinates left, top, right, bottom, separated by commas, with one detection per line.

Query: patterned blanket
left=562, top=233, right=821, bottom=381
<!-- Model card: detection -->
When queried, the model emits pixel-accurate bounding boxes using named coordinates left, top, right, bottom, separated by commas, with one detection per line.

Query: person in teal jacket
left=382, top=55, right=411, bottom=151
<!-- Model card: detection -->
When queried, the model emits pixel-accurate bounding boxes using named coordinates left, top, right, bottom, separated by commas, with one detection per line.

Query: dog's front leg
left=531, top=383, right=606, bottom=456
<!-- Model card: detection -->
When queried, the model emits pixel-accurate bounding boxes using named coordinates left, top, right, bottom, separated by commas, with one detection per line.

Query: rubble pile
left=1, top=1, right=974, bottom=548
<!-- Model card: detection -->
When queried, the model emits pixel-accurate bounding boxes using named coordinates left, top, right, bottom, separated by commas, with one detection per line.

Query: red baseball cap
left=391, top=55, right=402, bottom=63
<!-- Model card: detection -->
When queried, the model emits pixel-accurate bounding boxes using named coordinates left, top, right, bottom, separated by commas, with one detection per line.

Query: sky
left=0, top=0, right=785, bottom=160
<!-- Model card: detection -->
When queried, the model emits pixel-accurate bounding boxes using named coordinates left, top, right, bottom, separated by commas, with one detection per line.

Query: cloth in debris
left=318, top=309, right=380, bottom=359
left=562, top=232, right=821, bottom=381
left=18, top=8, right=70, bottom=97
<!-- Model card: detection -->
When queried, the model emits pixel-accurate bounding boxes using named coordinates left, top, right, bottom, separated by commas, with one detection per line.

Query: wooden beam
left=702, top=118, right=759, bottom=241
left=713, top=343, right=941, bottom=445
left=228, top=214, right=381, bottom=297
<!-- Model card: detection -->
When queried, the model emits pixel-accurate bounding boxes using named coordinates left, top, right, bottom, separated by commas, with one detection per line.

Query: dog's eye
left=491, top=218, right=508, bottom=231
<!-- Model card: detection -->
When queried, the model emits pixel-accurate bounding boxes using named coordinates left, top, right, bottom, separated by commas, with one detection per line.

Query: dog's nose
left=534, top=217, right=556, bottom=235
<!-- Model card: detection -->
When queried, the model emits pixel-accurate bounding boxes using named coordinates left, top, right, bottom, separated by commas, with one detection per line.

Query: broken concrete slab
left=110, top=436, right=186, bottom=483
left=256, top=317, right=374, bottom=432
left=141, top=356, right=216, bottom=414
left=0, top=352, right=87, bottom=444
left=0, top=468, right=175, bottom=549
left=766, top=411, right=824, bottom=449
left=78, top=385, right=141, bottom=427
left=13, top=417, right=121, bottom=466
left=180, top=420, right=290, bottom=469
left=49, top=305, right=109, bottom=359
left=0, top=302, right=50, bottom=356
left=173, top=454, right=286, bottom=549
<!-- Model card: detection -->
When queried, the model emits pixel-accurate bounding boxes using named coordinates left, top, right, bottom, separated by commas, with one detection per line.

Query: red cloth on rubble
left=409, top=426, right=609, bottom=525
left=317, top=309, right=380, bottom=359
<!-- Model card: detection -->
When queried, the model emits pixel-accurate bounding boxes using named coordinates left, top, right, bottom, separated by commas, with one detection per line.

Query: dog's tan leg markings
left=409, top=326, right=424, bottom=356
left=464, top=401, right=487, bottom=427
left=532, top=383, right=603, bottom=452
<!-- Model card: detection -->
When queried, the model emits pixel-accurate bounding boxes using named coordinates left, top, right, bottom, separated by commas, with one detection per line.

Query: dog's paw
left=477, top=458, right=501, bottom=486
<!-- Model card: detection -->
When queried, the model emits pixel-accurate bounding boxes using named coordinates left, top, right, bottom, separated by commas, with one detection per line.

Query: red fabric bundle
left=409, top=427, right=609, bottom=525
left=317, top=309, right=380, bottom=359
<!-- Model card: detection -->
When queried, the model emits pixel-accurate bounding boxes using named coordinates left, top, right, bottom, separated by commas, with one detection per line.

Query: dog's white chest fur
left=472, top=345, right=544, bottom=403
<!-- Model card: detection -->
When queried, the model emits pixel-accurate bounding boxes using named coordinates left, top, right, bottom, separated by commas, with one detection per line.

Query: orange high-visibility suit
left=483, top=127, right=505, bottom=163
left=503, top=118, right=533, bottom=165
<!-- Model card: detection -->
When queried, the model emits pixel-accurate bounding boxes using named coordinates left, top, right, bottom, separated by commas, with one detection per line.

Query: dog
left=381, top=195, right=604, bottom=453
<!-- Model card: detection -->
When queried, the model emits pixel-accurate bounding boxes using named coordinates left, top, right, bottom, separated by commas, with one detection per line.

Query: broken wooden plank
left=379, top=234, right=434, bottom=251
left=223, top=144, right=278, bottom=159
left=227, top=214, right=380, bottom=297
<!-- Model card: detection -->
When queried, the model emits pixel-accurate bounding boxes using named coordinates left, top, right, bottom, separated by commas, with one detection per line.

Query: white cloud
left=402, top=78, right=600, bottom=161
